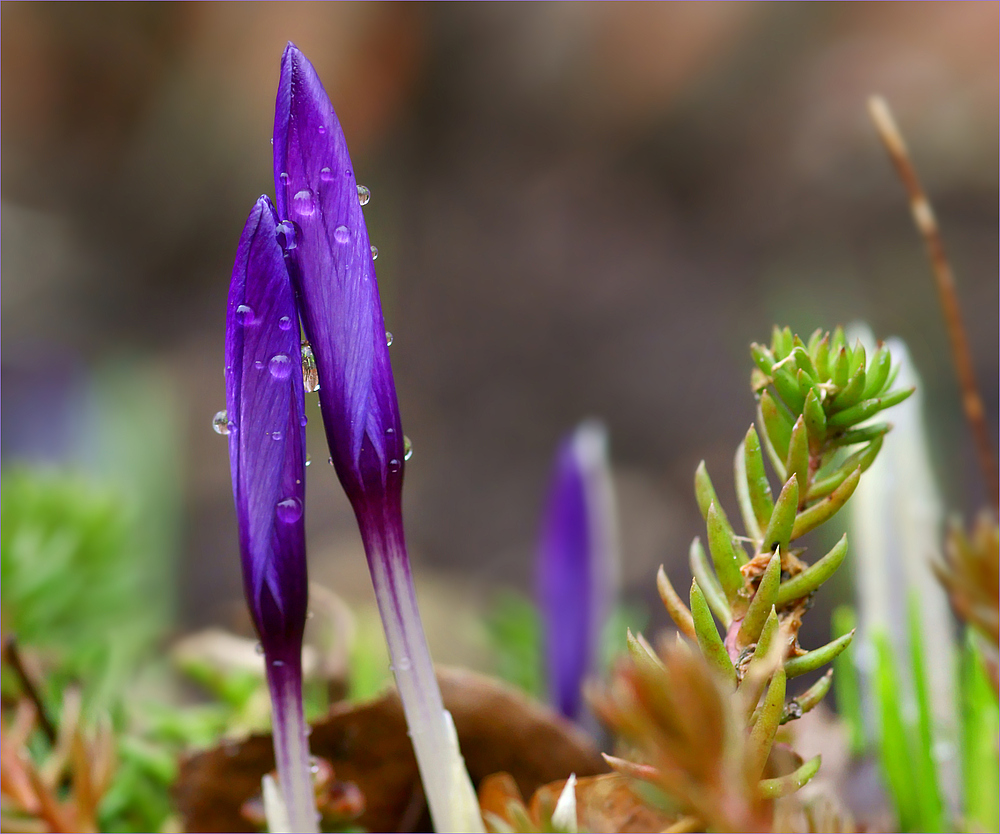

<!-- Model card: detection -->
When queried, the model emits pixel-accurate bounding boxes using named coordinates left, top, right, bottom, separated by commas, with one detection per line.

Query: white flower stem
left=264, top=654, right=319, bottom=834
left=363, top=515, right=484, bottom=833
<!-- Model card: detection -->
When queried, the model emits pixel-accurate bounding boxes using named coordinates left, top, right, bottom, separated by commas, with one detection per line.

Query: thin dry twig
left=868, top=95, right=999, bottom=511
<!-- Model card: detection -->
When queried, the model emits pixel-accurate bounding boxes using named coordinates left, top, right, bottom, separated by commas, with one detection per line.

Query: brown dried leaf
left=175, top=667, right=606, bottom=833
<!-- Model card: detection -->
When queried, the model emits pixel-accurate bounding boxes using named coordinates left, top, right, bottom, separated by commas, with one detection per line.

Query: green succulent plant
left=632, top=326, right=913, bottom=823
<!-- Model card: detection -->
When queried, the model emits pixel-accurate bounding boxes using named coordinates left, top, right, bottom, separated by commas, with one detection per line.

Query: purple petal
left=536, top=422, right=618, bottom=721
left=226, top=195, right=308, bottom=651
left=273, top=43, right=403, bottom=506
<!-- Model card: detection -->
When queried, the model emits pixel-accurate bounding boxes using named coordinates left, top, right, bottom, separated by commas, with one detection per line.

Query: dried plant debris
left=175, top=667, right=606, bottom=833
left=593, top=642, right=785, bottom=833
left=935, top=513, right=1000, bottom=691
left=0, top=689, right=116, bottom=833
left=480, top=771, right=677, bottom=834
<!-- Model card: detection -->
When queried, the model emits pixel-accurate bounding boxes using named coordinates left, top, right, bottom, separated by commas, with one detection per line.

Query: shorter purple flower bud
left=225, top=194, right=308, bottom=658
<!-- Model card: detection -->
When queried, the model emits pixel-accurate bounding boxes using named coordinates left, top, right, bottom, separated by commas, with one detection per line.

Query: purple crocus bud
left=537, top=421, right=619, bottom=723
left=271, top=44, right=482, bottom=832
left=225, top=194, right=317, bottom=833
left=272, top=44, right=403, bottom=514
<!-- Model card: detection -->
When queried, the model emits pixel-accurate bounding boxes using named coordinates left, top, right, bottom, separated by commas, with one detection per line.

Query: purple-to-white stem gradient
left=264, top=649, right=317, bottom=833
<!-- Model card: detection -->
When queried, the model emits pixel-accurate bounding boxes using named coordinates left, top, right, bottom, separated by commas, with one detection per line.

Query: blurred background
left=3, top=2, right=997, bottom=667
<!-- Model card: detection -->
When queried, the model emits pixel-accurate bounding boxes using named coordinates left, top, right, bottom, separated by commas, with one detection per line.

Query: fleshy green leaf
left=775, top=534, right=848, bottom=606
left=807, top=437, right=883, bottom=500
left=784, top=631, right=853, bottom=678
left=690, top=579, right=736, bottom=686
left=737, top=552, right=781, bottom=646
left=706, top=503, right=745, bottom=604
left=791, top=466, right=860, bottom=539
left=785, top=417, right=810, bottom=501
left=657, top=566, right=696, bottom=642
left=762, top=476, right=798, bottom=554
left=831, top=365, right=867, bottom=411
left=827, top=387, right=915, bottom=428
left=829, top=422, right=892, bottom=448
left=748, top=666, right=786, bottom=780
left=863, top=344, right=892, bottom=398
left=694, top=462, right=731, bottom=529
left=785, top=669, right=833, bottom=721
left=734, top=442, right=763, bottom=545
left=744, top=427, right=774, bottom=533
left=758, top=755, right=821, bottom=798
left=688, top=537, right=732, bottom=627
left=772, top=360, right=806, bottom=414
left=802, top=388, right=827, bottom=451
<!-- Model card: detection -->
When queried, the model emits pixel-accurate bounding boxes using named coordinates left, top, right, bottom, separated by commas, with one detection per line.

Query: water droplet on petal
left=403, top=435, right=413, bottom=461
left=235, top=305, right=255, bottom=325
left=276, top=496, right=303, bottom=523
left=386, top=427, right=394, bottom=435
left=305, top=455, right=312, bottom=467
left=370, top=245, right=378, bottom=261
left=279, top=172, right=290, bottom=185
left=255, top=642, right=264, bottom=656
left=272, top=659, right=285, bottom=667
left=398, top=657, right=411, bottom=671
left=254, top=360, right=265, bottom=370
left=276, top=220, right=298, bottom=251
left=345, top=168, right=353, bottom=178
left=334, top=225, right=350, bottom=244
left=319, top=166, right=334, bottom=182
left=385, top=331, right=393, bottom=347
left=278, top=316, right=293, bottom=331
left=269, top=354, right=293, bottom=379
left=357, top=184, right=371, bottom=206
left=272, top=430, right=283, bottom=441
left=293, top=189, right=316, bottom=216
left=212, top=410, right=229, bottom=435
left=300, top=415, right=308, bottom=427
left=318, top=125, right=327, bottom=135
left=388, top=458, right=402, bottom=474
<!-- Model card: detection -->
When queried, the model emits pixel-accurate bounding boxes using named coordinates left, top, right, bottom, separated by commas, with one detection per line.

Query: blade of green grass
left=906, top=594, right=947, bottom=831
left=959, top=633, right=999, bottom=833
left=831, top=606, right=866, bottom=757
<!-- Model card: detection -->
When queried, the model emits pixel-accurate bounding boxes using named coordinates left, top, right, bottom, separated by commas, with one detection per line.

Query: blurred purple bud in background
left=537, top=420, right=619, bottom=723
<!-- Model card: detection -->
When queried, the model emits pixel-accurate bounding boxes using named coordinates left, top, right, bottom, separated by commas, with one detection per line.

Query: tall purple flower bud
left=226, top=195, right=318, bottom=833
left=272, top=44, right=481, bottom=832
left=537, top=422, right=619, bottom=723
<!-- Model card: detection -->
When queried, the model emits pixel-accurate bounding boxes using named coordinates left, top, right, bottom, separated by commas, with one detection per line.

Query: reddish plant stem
left=868, top=96, right=998, bottom=511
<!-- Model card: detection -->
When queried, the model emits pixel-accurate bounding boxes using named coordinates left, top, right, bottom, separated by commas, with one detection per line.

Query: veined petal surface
left=273, top=43, right=403, bottom=504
